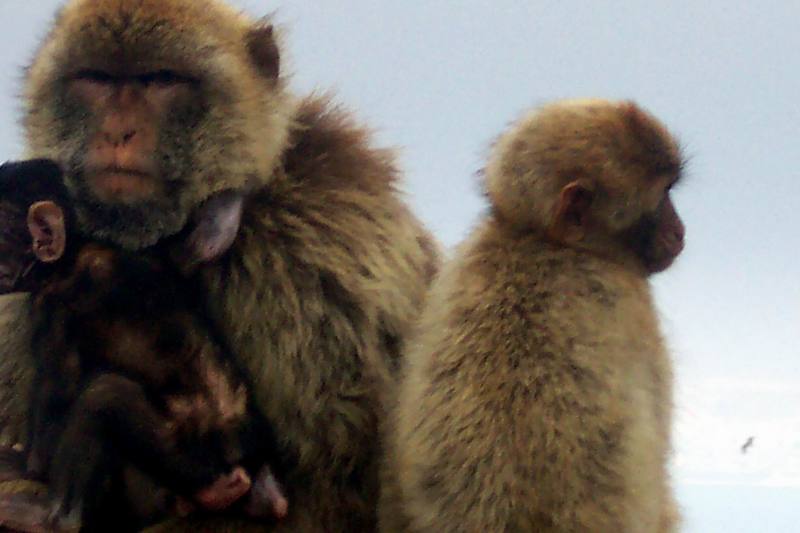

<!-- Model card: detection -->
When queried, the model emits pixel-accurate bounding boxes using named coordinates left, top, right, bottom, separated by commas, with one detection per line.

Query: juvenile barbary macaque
left=383, top=100, right=685, bottom=532
left=1, top=0, right=439, bottom=530
left=0, top=159, right=287, bottom=531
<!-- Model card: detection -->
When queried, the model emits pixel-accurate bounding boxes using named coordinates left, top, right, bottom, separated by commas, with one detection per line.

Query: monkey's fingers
left=243, top=465, right=288, bottom=520
left=194, top=466, right=251, bottom=511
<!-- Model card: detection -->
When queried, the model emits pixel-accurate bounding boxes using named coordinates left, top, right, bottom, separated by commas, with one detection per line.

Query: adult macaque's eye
left=74, top=70, right=116, bottom=84
left=138, top=70, right=194, bottom=87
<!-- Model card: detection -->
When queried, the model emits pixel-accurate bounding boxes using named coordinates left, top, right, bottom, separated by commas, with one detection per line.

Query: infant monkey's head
left=0, top=158, right=246, bottom=295
left=0, top=159, right=73, bottom=293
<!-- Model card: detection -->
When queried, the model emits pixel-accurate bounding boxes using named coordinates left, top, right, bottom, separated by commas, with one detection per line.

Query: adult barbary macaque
left=0, top=159, right=288, bottom=531
left=383, top=99, right=685, bottom=532
left=1, top=0, right=438, bottom=530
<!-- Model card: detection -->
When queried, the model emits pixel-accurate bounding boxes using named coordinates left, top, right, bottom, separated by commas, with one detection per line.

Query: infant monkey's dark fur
left=0, top=160, right=288, bottom=531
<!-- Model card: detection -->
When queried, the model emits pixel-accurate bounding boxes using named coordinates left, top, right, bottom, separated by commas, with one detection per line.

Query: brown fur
left=382, top=99, right=682, bottom=532
left=0, top=0, right=439, bottom=530
left=185, top=97, right=439, bottom=531
left=24, top=0, right=294, bottom=249
left=142, top=95, right=440, bottom=533
left=0, top=295, right=33, bottom=446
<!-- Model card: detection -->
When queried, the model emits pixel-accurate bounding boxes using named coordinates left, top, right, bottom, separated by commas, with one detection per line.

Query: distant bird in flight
left=741, top=436, right=755, bottom=454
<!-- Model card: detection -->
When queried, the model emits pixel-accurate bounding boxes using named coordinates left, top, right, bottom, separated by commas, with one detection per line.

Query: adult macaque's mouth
left=88, top=169, right=161, bottom=201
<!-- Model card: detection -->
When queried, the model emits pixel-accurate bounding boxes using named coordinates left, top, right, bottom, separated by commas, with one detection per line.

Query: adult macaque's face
left=23, top=0, right=288, bottom=249
left=67, top=71, right=198, bottom=205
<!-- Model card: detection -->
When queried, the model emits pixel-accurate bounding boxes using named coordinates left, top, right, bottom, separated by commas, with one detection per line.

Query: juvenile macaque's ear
left=246, top=23, right=280, bottom=82
left=549, top=180, right=594, bottom=242
left=184, top=190, right=244, bottom=266
left=27, top=201, right=66, bottom=263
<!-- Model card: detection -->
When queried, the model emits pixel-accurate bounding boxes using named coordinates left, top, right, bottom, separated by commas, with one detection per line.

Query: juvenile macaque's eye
left=666, top=174, right=682, bottom=192
left=74, top=70, right=116, bottom=84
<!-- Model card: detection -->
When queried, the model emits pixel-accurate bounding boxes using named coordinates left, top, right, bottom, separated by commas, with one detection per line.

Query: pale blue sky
left=1, top=1, right=799, bottom=531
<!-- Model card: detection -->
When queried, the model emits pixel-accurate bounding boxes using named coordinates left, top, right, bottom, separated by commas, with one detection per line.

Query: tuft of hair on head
left=483, top=99, right=682, bottom=234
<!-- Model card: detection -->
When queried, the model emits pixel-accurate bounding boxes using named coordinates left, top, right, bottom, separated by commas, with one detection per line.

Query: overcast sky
left=1, top=1, right=798, bottom=531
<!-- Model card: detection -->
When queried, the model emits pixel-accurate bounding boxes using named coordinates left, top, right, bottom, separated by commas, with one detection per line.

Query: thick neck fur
left=492, top=215, right=651, bottom=282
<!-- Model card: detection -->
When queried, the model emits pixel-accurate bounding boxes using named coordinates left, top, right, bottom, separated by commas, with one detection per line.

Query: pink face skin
left=68, top=71, right=195, bottom=204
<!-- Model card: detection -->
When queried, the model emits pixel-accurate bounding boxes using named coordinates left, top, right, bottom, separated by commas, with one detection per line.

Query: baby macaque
left=0, top=159, right=287, bottom=531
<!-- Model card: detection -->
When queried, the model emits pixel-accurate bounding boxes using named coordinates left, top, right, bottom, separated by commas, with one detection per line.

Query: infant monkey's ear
left=27, top=201, right=66, bottom=263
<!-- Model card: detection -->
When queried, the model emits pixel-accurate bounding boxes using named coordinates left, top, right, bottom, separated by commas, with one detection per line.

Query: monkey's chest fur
left=30, top=243, right=248, bottom=446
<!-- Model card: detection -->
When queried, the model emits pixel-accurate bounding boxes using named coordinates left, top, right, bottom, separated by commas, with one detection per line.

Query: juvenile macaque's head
left=0, top=160, right=71, bottom=293
left=485, top=99, right=686, bottom=274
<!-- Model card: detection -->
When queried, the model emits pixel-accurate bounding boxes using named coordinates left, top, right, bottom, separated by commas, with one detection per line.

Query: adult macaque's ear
left=246, top=23, right=280, bottom=82
left=549, top=180, right=594, bottom=242
left=27, top=201, right=66, bottom=263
